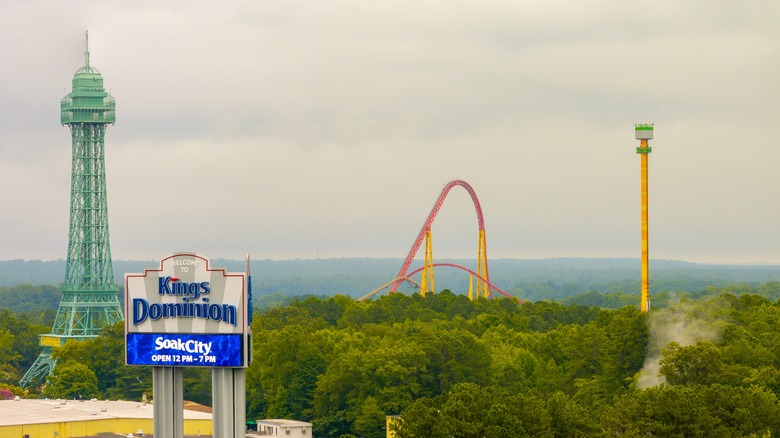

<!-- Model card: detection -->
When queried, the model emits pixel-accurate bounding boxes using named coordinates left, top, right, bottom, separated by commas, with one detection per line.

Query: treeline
left=2, top=286, right=780, bottom=437
left=4, top=280, right=779, bottom=318
left=3, top=257, right=780, bottom=299
left=561, top=282, right=780, bottom=309
left=0, top=284, right=123, bottom=316
left=0, top=284, right=61, bottom=316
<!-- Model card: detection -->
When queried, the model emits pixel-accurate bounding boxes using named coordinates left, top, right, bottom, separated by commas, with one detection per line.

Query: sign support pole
left=213, top=368, right=246, bottom=438
left=153, top=366, right=184, bottom=438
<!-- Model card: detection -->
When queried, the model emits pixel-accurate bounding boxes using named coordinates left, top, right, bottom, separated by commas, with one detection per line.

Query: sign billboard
left=125, top=253, right=250, bottom=367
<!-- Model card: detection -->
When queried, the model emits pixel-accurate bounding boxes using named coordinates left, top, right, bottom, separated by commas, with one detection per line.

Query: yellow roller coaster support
left=420, top=229, right=434, bottom=296
left=476, top=229, right=489, bottom=299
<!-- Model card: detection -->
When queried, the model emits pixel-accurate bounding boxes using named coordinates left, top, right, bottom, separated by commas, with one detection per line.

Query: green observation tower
left=21, top=32, right=123, bottom=388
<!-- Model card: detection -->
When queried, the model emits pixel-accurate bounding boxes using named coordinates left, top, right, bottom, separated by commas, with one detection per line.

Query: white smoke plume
left=636, top=299, right=729, bottom=389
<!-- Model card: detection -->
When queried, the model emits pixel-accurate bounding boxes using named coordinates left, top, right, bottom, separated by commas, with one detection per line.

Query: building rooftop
left=0, top=398, right=212, bottom=427
left=256, top=419, right=312, bottom=428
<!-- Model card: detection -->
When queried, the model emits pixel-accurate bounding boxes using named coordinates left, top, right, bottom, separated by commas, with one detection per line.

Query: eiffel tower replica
left=21, top=32, right=124, bottom=388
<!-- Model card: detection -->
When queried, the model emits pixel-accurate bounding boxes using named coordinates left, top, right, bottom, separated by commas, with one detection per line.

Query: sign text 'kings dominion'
left=125, top=253, right=249, bottom=368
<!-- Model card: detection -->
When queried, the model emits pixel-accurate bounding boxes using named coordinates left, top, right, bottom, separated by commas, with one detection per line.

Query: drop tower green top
left=60, top=32, right=115, bottom=124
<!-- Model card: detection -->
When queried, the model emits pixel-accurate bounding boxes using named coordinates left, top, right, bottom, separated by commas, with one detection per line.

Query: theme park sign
left=125, top=253, right=250, bottom=367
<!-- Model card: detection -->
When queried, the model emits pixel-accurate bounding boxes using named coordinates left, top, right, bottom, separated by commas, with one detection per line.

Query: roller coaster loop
left=390, top=179, right=494, bottom=298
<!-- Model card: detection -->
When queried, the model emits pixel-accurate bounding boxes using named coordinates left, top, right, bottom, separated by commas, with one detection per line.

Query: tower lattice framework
left=21, top=33, right=123, bottom=388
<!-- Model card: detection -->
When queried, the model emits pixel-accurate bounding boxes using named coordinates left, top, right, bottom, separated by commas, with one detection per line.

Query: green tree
left=410, top=325, right=490, bottom=394
left=52, top=323, right=125, bottom=395
left=43, top=361, right=99, bottom=400
left=0, top=328, right=19, bottom=381
left=602, top=384, right=780, bottom=436
left=353, top=396, right=387, bottom=438
left=106, top=363, right=151, bottom=401
left=660, top=340, right=724, bottom=386
left=545, top=392, right=596, bottom=438
left=48, top=322, right=153, bottom=402
left=393, top=383, right=552, bottom=438
left=481, top=325, right=560, bottom=394
left=600, top=306, right=648, bottom=395
left=0, top=308, right=46, bottom=377
left=252, top=325, right=330, bottom=420
left=312, top=330, right=428, bottom=437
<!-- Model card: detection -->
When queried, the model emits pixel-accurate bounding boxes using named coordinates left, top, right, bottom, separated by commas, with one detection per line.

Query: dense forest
left=3, top=283, right=780, bottom=437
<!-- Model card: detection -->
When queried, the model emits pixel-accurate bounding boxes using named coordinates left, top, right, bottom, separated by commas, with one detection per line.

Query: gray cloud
left=1, top=1, right=778, bottom=264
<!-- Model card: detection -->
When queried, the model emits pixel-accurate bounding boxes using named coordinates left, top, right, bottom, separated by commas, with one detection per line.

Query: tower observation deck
left=21, top=32, right=123, bottom=388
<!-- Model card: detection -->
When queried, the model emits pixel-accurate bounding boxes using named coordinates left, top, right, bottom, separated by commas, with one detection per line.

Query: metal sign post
left=213, top=368, right=246, bottom=438
left=153, top=366, right=184, bottom=437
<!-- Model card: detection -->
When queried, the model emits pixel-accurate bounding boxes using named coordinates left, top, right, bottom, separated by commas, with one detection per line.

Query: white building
left=256, top=419, right=312, bottom=437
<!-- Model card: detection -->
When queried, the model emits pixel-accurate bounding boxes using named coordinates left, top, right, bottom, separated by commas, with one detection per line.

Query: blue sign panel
left=127, top=333, right=243, bottom=367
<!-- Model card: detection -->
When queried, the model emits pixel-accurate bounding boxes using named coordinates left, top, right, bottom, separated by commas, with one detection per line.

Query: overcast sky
left=1, top=1, right=778, bottom=264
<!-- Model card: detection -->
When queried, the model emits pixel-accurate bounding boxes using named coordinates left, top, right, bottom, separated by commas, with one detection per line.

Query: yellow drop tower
left=635, top=124, right=654, bottom=312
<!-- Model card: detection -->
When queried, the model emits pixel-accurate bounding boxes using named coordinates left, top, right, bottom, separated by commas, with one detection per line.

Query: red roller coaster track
left=390, top=179, right=502, bottom=298
left=406, top=263, right=518, bottom=299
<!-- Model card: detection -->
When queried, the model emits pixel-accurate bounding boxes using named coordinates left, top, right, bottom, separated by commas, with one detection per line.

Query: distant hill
left=2, top=257, right=780, bottom=301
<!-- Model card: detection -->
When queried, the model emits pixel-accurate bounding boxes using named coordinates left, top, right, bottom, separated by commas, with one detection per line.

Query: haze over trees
left=3, top=257, right=780, bottom=299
